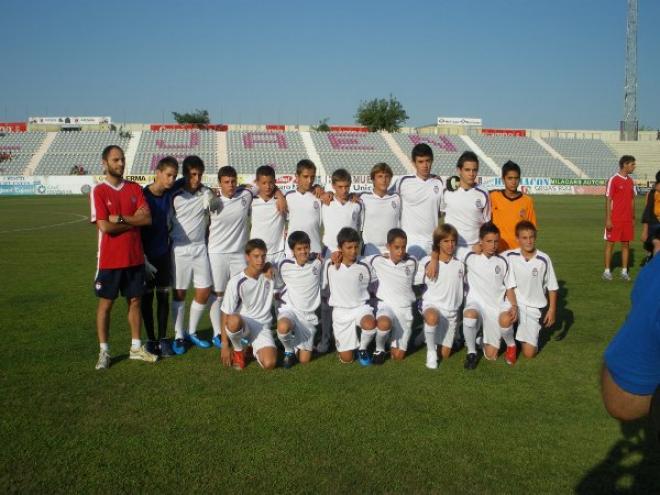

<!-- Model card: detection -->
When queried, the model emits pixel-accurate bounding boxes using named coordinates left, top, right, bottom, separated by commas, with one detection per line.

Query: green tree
left=172, top=109, right=210, bottom=125
left=355, top=95, right=408, bottom=132
left=313, top=117, right=331, bottom=132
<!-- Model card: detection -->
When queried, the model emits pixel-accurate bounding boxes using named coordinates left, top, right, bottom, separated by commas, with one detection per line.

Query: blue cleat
left=186, top=333, right=211, bottom=349
left=172, top=338, right=187, bottom=355
left=357, top=349, right=372, bottom=367
left=212, top=335, right=223, bottom=349
left=282, top=351, right=296, bottom=369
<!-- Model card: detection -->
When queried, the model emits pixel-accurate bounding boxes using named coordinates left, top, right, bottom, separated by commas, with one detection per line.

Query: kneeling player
left=323, top=228, right=377, bottom=365
left=418, top=224, right=465, bottom=369
left=504, top=221, right=558, bottom=359
left=220, top=239, right=277, bottom=370
left=276, top=231, right=323, bottom=368
left=463, top=223, right=518, bottom=369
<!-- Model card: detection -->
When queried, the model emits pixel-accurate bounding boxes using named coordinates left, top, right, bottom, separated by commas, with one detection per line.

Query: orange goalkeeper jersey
left=490, top=190, right=537, bottom=251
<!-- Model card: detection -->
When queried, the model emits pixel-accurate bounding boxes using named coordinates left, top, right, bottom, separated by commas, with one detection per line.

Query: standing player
left=322, top=228, right=377, bottom=365
left=220, top=239, right=277, bottom=370
left=169, top=156, right=215, bottom=354
left=603, top=155, right=636, bottom=281
left=441, top=151, right=491, bottom=261
left=490, top=160, right=537, bottom=252
left=91, top=145, right=157, bottom=369
left=276, top=231, right=323, bottom=368
left=250, top=165, right=287, bottom=268
left=321, top=168, right=362, bottom=255
left=463, top=223, right=518, bottom=370
left=207, top=166, right=253, bottom=348
left=285, top=159, right=322, bottom=256
left=141, top=156, right=179, bottom=357
left=504, top=221, right=558, bottom=359
left=360, top=162, right=401, bottom=256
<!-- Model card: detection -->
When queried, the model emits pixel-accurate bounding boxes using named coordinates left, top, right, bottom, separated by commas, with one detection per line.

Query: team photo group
left=91, top=142, right=565, bottom=371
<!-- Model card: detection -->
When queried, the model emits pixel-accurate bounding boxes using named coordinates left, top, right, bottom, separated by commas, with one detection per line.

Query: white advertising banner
left=28, top=116, right=112, bottom=126
left=437, top=117, right=482, bottom=126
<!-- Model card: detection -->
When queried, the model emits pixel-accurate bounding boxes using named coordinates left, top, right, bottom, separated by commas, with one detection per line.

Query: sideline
left=0, top=213, right=88, bottom=234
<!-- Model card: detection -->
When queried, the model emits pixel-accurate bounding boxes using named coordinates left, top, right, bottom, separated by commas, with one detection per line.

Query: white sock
left=463, top=317, right=478, bottom=355
left=227, top=328, right=245, bottom=351
left=359, top=329, right=376, bottom=350
left=172, top=300, right=185, bottom=339
left=424, top=323, right=437, bottom=351
left=100, top=343, right=109, bottom=352
left=501, top=326, right=515, bottom=347
left=188, top=300, right=206, bottom=335
left=604, top=268, right=611, bottom=274
left=131, top=338, right=141, bottom=350
left=375, top=329, right=390, bottom=352
left=277, top=331, right=295, bottom=353
left=209, top=294, right=223, bottom=336
left=621, top=268, right=628, bottom=274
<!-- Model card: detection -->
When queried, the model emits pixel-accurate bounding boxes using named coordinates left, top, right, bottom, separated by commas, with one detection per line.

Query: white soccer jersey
left=504, top=248, right=559, bottom=308
left=464, top=252, right=516, bottom=308
left=367, top=254, right=418, bottom=308
left=207, top=188, right=252, bottom=254
left=321, top=198, right=362, bottom=252
left=221, top=271, right=274, bottom=325
left=251, top=195, right=286, bottom=255
left=418, top=256, right=465, bottom=311
left=169, top=186, right=213, bottom=247
left=278, top=257, right=323, bottom=313
left=360, top=192, right=401, bottom=254
left=441, top=185, right=491, bottom=246
left=392, top=175, right=444, bottom=246
left=322, top=259, right=372, bottom=308
left=286, top=190, right=322, bottom=253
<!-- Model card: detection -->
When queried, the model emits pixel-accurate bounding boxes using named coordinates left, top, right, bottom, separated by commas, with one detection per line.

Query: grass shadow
left=611, top=248, right=637, bottom=272
left=538, top=279, right=573, bottom=353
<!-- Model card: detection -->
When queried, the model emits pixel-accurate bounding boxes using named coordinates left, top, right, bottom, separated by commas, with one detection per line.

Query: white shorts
left=332, top=305, right=374, bottom=352
left=407, top=240, right=432, bottom=260
left=209, top=252, right=246, bottom=292
left=242, top=316, right=276, bottom=357
left=362, top=242, right=386, bottom=257
left=515, top=305, right=542, bottom=347
left=422, top=303, right=458, bottom=349
left=464, top=297, right=512, bottom=348
left=278, top=305, right=318, bottom=352
left=376, top=302, right=413, bottom=351
left=172, top=244, right=213, bottom=290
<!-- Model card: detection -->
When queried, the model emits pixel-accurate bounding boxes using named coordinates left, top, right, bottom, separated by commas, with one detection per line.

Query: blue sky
left=2, top=0, right=658, bottom=130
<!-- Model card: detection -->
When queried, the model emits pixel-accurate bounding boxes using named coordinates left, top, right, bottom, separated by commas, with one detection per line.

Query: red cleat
left=232, top=350, right=246, bottom=370
left=505, top=345, right=517, bottom=366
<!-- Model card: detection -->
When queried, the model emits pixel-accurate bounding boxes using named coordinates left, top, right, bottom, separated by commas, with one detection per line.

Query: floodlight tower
left=622, top=0, right=638, bottom=140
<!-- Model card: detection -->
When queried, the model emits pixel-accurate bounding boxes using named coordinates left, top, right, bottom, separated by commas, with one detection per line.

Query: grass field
left=1, top=194, right=658, bottom=494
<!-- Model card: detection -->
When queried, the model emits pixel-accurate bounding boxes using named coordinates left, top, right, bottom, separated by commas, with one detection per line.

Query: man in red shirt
left=603, top=155, right=636, bottom=281
left=90, top=145, right=157, bottom=369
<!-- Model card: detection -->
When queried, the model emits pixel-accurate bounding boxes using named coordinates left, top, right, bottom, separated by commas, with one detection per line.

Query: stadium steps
left=300, top=131, right=327, bottom=177
left=216, top=130, right=228, bottom=167
left=534, top=137, right=587, bottom=178
left=606, top=141, right=660, bottom=182
left=381, top=132, right=414, bottom=174
left=27, top=132, right=57, bottom=176
left=458, top=135, right=501, bottom=176
left=124, top=131, right=142, bottom=175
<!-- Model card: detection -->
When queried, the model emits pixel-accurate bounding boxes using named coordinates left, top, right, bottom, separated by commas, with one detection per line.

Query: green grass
left=1, top=195, right=658, bottom=494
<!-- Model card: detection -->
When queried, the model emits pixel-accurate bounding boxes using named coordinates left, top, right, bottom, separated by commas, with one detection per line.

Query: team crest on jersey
left=475, top=199, right=483, bottom=208
left=358, top=273, right=364, bottom=282
left=241, top=196, right=248, bottom=207
left=313, top=201, right=320, bottom=210
left=532, top=267, right=539, bottom=277
left=433, top=185, right=439, bottom=194
left=391, top=201, right=397, bottom=209
left=131, top=195, right=137, bottom=204
left=312, top=266, right=319, bottom=276
left=458, top=269, right=464, bottom=279
left=495, top=265, right=501, bottom=275
left=264, top=280, right=271, bottom=291
left=405, top=266, right=410, bottom=276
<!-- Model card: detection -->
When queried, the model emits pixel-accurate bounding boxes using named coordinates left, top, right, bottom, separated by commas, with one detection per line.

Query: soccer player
left=322, top=227, right=377, bottom=365
left=90, top=145, right=157, bottom=369
left=220, top=239, right=277, bottom=370
left=490, top=160, right=537, bottom=252
left=463, top=223, right=518, bottom=370
left=141, top=156, right=179, bottom=357
left=367, top=228, right=418, bottom=364
left=285, top=159, right=322, bottom=256
left=640, top=170, right=660, bottom=263
left=391, top=143, right=444, bottom=260
left=276, top=231, right=323, bottom=368
left=207, top=166, right=253, bottom=347
left=603, top=155, right=636, bottom=281
left=169, top=155, right=215, bottom=355
left=504, top=221, right=558, bottom=359
left=360, top=162, right=401, bottom=256
left=321, top=168, right=362, bottom=255
left=250, top=165, right=286, bottom=267
left=418, top=224, right=465, bottom=370
left=441, top=151, right=491, bottom=261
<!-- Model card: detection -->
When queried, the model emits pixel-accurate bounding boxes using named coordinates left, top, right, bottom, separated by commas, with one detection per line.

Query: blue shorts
left=95, top=265, right=146, bottom=300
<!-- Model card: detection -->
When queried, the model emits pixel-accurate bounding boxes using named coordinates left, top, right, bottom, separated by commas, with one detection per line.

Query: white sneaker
left=95, top=350, right=111, bottom=370
left=620, top=272, right=631, bottom=281
left=129, top=345, right=158, bottom=363
left=602, top=271, right=613, bottom=281
left=425, top=350, right=438, bottom=370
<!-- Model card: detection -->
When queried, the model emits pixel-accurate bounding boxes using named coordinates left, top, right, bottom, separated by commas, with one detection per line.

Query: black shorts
left=95, top=265, right=146, bottom=300
left=145, top=253, right=172, bottom=290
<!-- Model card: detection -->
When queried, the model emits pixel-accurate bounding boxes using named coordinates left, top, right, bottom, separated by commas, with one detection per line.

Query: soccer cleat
left=464, top=352, right=478, bottom=370
left=602, top=271, right=613, bottom=281
left=282, top=351, right=296, bottom=369
left=620, top=272, right=631, bottom=281
left=232, top=349, right=247, bottom=370
left=212, top=335, right=223, bottom=349
left=357, top=349, right=372, bottom=367
left=425, top=350, right=438, bottom=370
left=129, top=345, right=159, bottom=363
left=505, top=345, right=517, bottom=366
left=186, top=333, right=211, bottom=349
left=172, top=338, right=187, bottom=355
left=95, top=350, right=111, bottom=370
left=145, top=340, right=159, bottom=356
left=372, top=350, right=386, bottom=365
left=159, top=339, right=175, bottom=358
